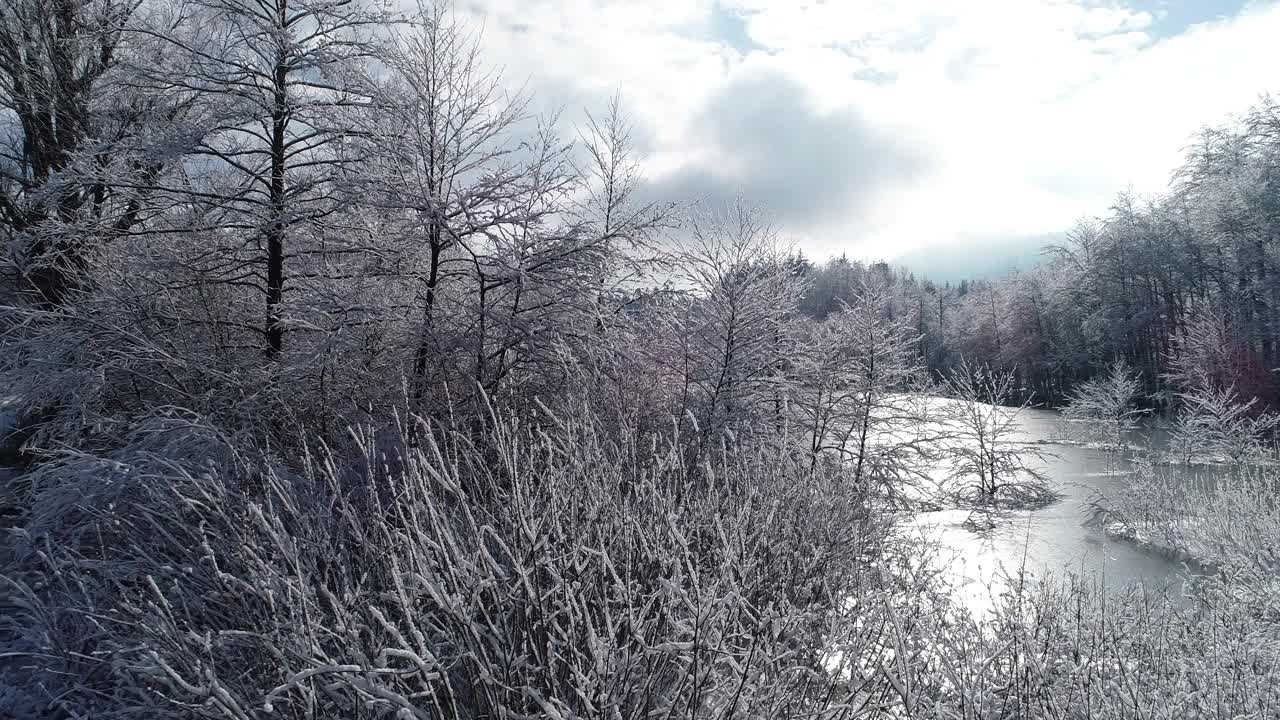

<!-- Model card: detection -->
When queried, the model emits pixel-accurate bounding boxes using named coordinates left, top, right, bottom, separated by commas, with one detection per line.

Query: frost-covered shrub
left=1109, top=459, right=1280, bottom=576
left=1060, top=359, right=1148, bottom=449
left=4, top=407, right=895, bottom=719
left=8, top=405, right=1280, bottom=719
left=911, top=573, right=1280, bottom=719
left=939, top=361, right=1055, bottom=508
left=1168, top=385, right=1280, bottom=464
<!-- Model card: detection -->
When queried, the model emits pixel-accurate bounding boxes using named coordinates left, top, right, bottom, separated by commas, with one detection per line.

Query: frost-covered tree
left=362, top=7, right=668, bottom=421
left=130, top=0, right=385, bottom=361
left=793, top=280, right=932, bottom=496
left=1062, top=359, right=1148, bottom=448
left=1167, top=308, right=1243, bottom=399
left=671, top=201, right=805, bottom=452
left=1169, top=384, right=1280, bottom=464
left=941, top=360, right=1052, bottom=507
left=366, top=2, right=531, bottom=408
left=573, top=94, right=671, bottom=297
left=1162, top=308, right=1280, bottom=463
left=0, top=0, right=145, bottom=305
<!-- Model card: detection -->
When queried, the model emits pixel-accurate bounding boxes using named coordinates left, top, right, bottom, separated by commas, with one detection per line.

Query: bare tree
left=1166, top=306, right=1240, bottom=398
left=131, top=0, right=384, bottom=361
left=367, top=2, right=530, bottom=407
left=673, top=201, right=805, bottom=453
left=572, top=94, right=670, bottom=305
left=364, top=8, right=669, bottom=423
left=1169, top=384, right=1280, bottom=464
left=1163, top=307, right=1280, bottom=463
left=941, top=360, right=1054, bottom=508
left=1061, top=359, right=1148, bottom=449
left=793, top=280, right=933, bottom=497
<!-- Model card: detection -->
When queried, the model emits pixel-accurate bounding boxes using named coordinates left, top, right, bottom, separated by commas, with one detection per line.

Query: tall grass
left=4, top=406, right=1280, bottom=718
left=2, top=407, right=902, bottom=718
left=922, top=568, right=1280, bottom=718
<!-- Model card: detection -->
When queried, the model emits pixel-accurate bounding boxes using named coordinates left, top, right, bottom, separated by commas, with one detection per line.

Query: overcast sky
left=463, top=0, right=1279, bottom=261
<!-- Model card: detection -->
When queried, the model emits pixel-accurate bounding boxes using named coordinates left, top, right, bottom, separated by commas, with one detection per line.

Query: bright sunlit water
left=904, top=407, right=1207, bottom=617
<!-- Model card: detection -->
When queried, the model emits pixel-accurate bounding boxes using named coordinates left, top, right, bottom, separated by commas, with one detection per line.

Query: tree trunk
left=265, top=43, right=288, bottom=360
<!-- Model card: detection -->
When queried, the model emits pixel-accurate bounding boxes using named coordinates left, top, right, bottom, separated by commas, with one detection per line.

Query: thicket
left=0, top=1, right=1278, bottom=718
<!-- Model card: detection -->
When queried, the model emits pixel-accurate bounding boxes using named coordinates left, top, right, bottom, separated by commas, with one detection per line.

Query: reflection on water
left=905, top=408, right=1204, bottom=616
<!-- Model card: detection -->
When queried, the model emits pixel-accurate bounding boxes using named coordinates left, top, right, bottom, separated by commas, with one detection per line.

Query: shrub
left=4, top=407, right=898, bottom=718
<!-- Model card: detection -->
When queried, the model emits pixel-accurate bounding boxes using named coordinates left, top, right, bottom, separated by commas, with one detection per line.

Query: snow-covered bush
left=1061, top=359, right=1148, bottom=449
left=3, top=406, right=899, bottom=719
left=910, top=572, right=1280, bottom=718
left=1168, top=384, right=1280, bottom=464
left=1107, top=459, right=1280, bottom=578
left=1161, top=308, right=1280, bottom=464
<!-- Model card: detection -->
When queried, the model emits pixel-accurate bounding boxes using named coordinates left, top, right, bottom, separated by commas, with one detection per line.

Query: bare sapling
left=1061, top=358, right=1149, bottom=451
left=940, top=360, right=1056, bottom=511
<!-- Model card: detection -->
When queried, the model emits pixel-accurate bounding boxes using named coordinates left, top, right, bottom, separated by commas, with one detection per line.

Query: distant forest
left=804, top=110, right=1280, bottom=409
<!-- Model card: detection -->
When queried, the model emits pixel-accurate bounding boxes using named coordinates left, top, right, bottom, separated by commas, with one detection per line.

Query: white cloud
left=462, top=0, right=1278, bottom=260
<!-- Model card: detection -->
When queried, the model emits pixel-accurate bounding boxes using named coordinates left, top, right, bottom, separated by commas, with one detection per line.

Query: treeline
left=791, top=256, right=1083, bottom=406
left=0, top=0, right=953, bottom=482
left=0, top=0, right=681, bottom=448
left=796, top=99, right=1280, bottom=410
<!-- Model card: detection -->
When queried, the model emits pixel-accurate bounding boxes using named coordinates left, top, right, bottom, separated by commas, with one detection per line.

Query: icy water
left=905, top=407, right=1203, bottom=615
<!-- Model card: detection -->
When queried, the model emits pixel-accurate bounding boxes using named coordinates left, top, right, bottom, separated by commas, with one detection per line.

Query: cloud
left=641, top=66, right=928, bottom=237
left=459, top=0, right=1278, bottom=261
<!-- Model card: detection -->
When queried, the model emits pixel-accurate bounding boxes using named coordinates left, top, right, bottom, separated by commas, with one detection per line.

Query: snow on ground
left=1101, top=516, right=1221, bottom=569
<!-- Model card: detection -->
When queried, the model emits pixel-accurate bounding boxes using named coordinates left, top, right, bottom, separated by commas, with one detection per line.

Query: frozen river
left=904, top=407, right=1209, bottom=615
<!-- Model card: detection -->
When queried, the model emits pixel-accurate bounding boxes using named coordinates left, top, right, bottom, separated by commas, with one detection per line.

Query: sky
left=461, top=0, right=1278, bottom=262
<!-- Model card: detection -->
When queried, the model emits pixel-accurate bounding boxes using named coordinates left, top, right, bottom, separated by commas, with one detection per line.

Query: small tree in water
left=1169, top=385, right=1280, bottom=464
left=941, top=360, right=1055, bottom=509
left=1062, top=359, right=1149, bottom=450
